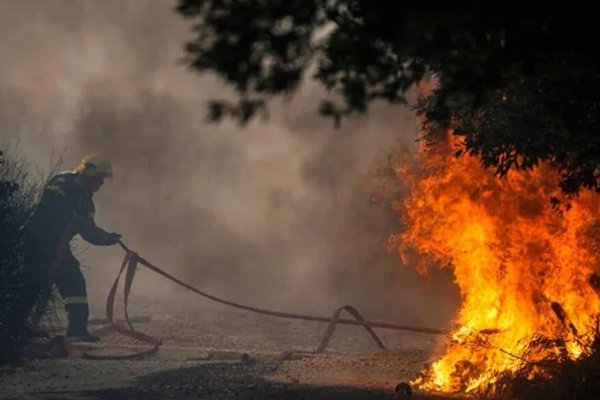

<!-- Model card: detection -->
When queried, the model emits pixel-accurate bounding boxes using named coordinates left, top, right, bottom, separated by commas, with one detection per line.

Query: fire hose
left=72, top=241, right=448, bottom=360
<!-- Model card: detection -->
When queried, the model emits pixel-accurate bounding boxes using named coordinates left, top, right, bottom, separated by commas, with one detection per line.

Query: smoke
left=0, top=0, right=458, bottom=328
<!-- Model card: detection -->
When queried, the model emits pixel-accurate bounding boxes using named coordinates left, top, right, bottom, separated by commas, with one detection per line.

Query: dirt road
left=1, top=301, right=454, bottom=400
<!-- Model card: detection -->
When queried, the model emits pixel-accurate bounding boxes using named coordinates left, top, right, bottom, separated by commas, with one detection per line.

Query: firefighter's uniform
left=24, top=155, right=120, bottom=342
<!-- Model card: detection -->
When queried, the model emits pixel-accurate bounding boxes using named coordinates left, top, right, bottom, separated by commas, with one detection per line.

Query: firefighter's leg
left=14, top=236, right=53, bottom=337
left=9, top=268, right=49, bottom=340
left=55, top=253, right=99, bottom=342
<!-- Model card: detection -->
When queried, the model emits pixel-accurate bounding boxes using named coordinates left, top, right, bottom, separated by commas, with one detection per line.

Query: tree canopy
left=176, top=1, right=600, bottom=194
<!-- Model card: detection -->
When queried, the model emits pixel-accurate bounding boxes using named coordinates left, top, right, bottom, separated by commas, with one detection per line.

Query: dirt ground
left=0, top=299, right=457, bottom=400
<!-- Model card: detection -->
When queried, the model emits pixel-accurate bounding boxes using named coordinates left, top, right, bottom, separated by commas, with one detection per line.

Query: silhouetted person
left=23, top=155, right=121, bottom=342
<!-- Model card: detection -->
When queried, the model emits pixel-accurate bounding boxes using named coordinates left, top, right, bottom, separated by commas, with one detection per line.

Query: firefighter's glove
left=105, top=232, right=122, bottom=245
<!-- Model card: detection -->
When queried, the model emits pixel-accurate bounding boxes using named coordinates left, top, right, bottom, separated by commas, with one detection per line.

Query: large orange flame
left=388, top=132, right=600, bottom=394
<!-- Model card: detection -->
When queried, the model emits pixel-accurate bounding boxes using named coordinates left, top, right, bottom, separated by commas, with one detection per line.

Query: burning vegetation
left=388, top=132, right=600, bottom=396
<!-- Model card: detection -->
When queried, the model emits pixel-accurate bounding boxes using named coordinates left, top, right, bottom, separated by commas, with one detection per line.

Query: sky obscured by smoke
left=0, top=0, right=458, bottom=328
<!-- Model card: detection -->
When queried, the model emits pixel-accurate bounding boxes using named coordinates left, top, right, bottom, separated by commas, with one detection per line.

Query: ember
left=388, top=132, right=600, bottom=394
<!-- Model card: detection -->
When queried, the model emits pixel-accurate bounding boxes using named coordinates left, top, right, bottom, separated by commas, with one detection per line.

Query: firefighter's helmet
left=74, top=155, right=113, bottom=179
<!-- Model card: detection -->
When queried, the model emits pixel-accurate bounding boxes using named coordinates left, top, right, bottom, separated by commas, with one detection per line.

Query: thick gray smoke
left=0, top=1, right=458, bottom=328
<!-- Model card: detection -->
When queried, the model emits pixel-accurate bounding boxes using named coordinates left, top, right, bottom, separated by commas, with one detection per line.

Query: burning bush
left=0, top=149, right=45, bottom=364
left=388, top=133, right=600, bottom=396
left=487, top=329, right=600, bottom=399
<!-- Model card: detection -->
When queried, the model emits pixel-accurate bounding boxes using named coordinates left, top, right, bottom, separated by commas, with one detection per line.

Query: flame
left=388, top=132, right=600, bottom=394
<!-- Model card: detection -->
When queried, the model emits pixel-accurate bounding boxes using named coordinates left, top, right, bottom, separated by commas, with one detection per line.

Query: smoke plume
left=0, top=0, right=458, bottom=328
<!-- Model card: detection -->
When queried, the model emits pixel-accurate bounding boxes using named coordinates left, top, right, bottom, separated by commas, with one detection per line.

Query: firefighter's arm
left=79, top=217, right=121, bottom=246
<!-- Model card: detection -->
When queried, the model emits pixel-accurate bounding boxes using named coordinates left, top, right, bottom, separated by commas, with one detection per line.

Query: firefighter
left=23, top=155, right=121, bottom=342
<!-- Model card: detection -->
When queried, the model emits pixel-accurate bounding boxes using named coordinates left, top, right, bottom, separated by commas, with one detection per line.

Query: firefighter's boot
left=65, top=303, right=100, bottom=342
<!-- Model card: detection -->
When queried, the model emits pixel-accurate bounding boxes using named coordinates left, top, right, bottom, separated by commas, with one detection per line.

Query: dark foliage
left=176, top=0, right=600, bottom=194
left=0, top=150, right=44, bottom=364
